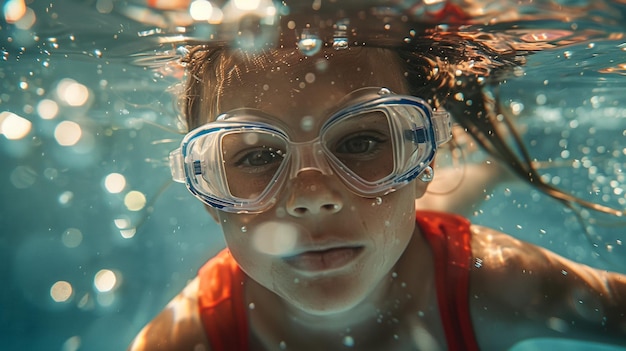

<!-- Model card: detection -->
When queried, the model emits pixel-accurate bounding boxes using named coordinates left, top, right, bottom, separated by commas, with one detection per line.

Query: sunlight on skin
left=472, top=225, right=527, bottom=266
left=171, top=278, right=200, bottom=325
left=472, top=224, right=626, bottom=331
left=129, top=278, right=208, bottom=351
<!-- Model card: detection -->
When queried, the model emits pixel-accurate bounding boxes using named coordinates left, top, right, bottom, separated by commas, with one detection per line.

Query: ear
left=204, top=204, right=221, bottom=223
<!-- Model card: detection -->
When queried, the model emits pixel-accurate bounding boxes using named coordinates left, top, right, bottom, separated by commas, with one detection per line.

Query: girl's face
left=207, top=48, right=428, bottom=315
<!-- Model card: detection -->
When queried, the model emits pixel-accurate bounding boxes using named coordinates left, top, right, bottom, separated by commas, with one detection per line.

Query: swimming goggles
left=169, top=87, right=452, bottom=213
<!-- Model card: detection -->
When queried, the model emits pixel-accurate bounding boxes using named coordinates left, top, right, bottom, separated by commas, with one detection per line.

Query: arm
left=469, top=225, right=626, bottom=350
left=128, top=278, right=211, bottom=351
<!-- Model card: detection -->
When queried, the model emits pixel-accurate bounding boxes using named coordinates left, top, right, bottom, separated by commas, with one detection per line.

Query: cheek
left=358, top=188, right=417, bottom=246
left=218, top=212, right=299, bottom=279
left=217, top=213, right=262, bottom=269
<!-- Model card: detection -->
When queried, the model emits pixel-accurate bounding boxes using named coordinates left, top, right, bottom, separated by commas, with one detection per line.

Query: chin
left=298, top=299, right=360, bottom=316
left=283, top=279, right=373, bottom=318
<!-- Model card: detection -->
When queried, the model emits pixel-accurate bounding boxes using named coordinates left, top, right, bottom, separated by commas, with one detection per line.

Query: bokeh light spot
left=120, top=228, right=136, bottom=239
left=96, top=0, right=114, bottom=14
left=124, top=190, right=147, bottom=211
left=59, top=191, right=74, bottom=205
left=10, top=166, right=37, bottom=189
left=62, top=336, right=81, bottom=351
left=37, top=99, right=59, bottom=120
left=189, top=0, right=213, bottom=21
left=56, top=79, right=90, bottom=107
left=234, top=0, right=261, bottom=11
left=0, top=111, right=32, bottom=140
left=61, top=228, right=83, bottom=248
left=14, top=6, right=36, bottom=30
left=96, top=291, right=116, bottom=307
left=50, top=281, right=73, bottom=302
left=104, top=173, right=126, bottom=193
left=94, top=269, right=117, bottom=292
left=54, top=121, right=82, bottom=146
left=3, top=0, right=26, bottom=23
left=114, top=218, right=131, bottom=229
left=251, top=221, right=298, bottom=255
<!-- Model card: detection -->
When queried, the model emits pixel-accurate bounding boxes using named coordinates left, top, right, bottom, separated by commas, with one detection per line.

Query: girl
left=129, top=43, right=626, bottom=351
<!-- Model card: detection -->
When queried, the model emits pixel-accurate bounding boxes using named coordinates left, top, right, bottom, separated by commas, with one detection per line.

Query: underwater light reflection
left=0, top=111, right=32, bottom=140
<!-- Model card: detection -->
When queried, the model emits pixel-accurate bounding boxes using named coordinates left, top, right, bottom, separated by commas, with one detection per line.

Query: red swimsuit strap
left=197, top=249, right=249, bottom=351
left=417, top=210, right=479, bottom=351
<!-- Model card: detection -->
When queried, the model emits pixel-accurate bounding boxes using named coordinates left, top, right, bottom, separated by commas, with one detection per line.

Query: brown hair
left=180, top=46, right=407, bottom=129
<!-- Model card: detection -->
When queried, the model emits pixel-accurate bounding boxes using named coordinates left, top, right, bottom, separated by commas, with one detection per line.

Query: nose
left=285, top=171, right=343, bottom=217
left=288, top=139, right=334, bottom=179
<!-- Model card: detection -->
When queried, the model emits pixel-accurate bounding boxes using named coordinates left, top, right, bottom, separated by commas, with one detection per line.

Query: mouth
left=283, top=246, right=364, bottom=273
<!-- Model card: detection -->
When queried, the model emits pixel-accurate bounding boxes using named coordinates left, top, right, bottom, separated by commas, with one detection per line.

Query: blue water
left=1, top=1, right=626, bottom=350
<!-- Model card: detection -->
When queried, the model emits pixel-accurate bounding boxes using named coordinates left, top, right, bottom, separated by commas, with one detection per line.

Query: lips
left=283, top=246, right=364, bottom=273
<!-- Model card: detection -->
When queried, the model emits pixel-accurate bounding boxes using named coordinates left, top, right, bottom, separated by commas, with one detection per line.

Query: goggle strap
left=169, top=148, right=186, bottom=183
left=404, top=128, right=428, bottom=143
left=432, top=111, right=452, bottom=145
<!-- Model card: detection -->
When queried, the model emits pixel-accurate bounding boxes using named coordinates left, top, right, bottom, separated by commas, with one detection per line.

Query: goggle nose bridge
left=288, top=138, right=335, bottom=179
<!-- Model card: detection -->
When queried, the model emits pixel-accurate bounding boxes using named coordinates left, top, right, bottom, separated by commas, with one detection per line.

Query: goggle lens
left=221, top=131, right=288, bottom=200
left=322, top=110, right=395, bottom=183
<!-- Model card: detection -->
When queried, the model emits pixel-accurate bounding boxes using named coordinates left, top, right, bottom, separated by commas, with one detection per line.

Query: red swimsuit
left=197, top=211, right=479, bottom=350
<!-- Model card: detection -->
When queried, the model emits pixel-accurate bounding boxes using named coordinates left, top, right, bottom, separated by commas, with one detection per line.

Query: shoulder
left=468, top=224, right=564, bottom=309
left=467, top=225, right=559, bottom=348
left=467, top=225, right=626, bottom=348
left=128, top=277, right=211, bottom=351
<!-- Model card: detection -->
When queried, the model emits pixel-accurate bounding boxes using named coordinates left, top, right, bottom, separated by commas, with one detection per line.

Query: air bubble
left=343, top=335, right=355, bottom=347
left=332, top=37, right=348, bottom=50
left=474, top=258, right=483, bottom=268
left=241, top=226, right=248, bottom=233
left=297, top=31, right=322, bottom=56
left=304, top=72, right=315, bottom=84
left=300, top=116, right=314, bottom=132
left=59, top=191, right=74, bottom=205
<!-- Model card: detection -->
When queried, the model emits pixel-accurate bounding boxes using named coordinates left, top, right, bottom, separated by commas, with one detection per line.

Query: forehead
left=217, top=48, right=408, bottom=133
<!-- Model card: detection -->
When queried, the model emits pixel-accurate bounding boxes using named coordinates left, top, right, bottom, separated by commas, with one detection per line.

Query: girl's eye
left=336, top=134, right=385, bottom=155
left=236, top=148, right=284, bottom=168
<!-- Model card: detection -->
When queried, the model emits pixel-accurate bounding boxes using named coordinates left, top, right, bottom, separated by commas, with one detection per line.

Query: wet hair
left=178, top=40, right=626, bottom=222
